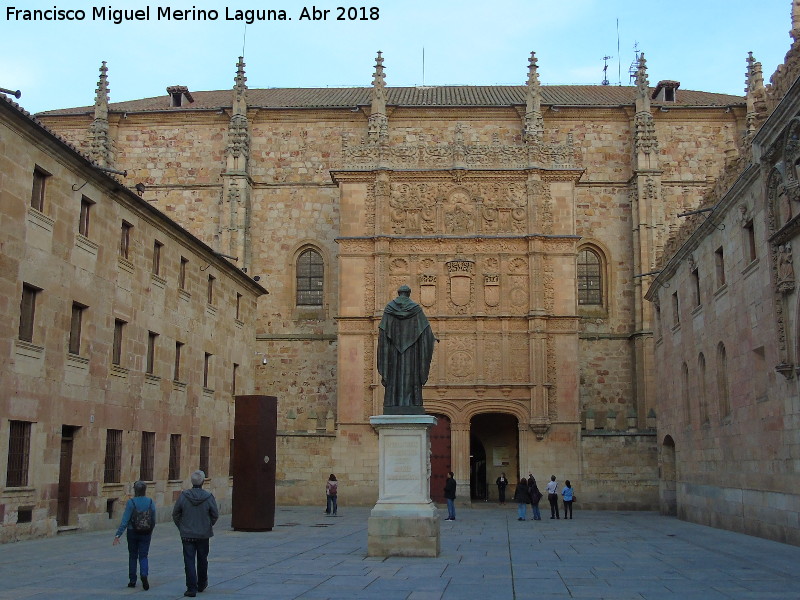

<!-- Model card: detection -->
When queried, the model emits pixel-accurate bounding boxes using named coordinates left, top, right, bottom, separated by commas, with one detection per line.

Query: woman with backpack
left=325, top=474, right=339, bottom=516
left=113, top=480, right=156, bottom=590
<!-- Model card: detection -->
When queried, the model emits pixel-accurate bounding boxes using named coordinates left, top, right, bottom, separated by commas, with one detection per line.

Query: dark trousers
left=498, top=486, right=506, bottom=503
left=548, top=493, right=559, bottom=518
left=564, top=500, right=573, bottom=518
left=126, top=530, right=151, bottom=582
left=181, top=538, right=210, bottom=593
left=326, top=494, right=338, bottom=515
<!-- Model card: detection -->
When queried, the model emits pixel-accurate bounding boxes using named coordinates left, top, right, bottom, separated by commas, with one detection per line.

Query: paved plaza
left=0, top=505, right=799, bottom=600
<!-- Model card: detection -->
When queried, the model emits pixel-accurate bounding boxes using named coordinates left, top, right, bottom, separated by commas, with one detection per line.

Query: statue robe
left=377, top=295, right=435, bottom=414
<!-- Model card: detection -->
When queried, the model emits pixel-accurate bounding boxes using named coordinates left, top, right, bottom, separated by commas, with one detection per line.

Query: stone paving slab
left=1, top=506, right=800, bottom=599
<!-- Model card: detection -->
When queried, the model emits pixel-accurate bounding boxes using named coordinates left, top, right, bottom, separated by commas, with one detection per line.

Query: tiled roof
left=38, top=85, right=744, bottom=115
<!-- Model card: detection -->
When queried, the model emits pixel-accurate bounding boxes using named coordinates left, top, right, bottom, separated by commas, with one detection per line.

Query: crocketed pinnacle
left=232, top=56, right=247, bottom=117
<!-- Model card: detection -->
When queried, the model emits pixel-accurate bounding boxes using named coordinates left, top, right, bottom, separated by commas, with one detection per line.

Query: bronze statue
left=377, top=285, right=435, bottom=414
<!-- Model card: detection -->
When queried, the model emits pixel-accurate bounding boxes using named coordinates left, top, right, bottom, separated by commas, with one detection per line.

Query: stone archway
left=660, top=435, right=677, bottom=516
left=470, top=413, right=519, bottom=502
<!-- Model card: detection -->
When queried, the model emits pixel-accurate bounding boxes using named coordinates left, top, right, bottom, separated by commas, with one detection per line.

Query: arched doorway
left=661, top=435, right=677, bottom=516
left=470, top=413, right=519, bottom=502
left=428, top=414, right=451, bottom=503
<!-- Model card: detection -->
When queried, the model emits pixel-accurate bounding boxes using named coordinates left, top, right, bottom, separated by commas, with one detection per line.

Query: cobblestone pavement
left=1, top=506, right=799, bottom=599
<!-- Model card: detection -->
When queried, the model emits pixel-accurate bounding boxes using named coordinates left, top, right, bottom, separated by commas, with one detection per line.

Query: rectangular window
left=19, top=284, right=40, bottom=342
left=203, top=353, right=212, bottom=388
left=120, top=221, right=132, bottom=259
left=207, top=275, right=215, bottom=305
left=199, top=436, right=210, bottom=477
left=715, top=247, right=726, bottom=288
left=79, top=196, right=93, bottom=237
left=152, top=241, right=163, bottom=276
left=6, top=421, right=32, bottom=487
left=672, top=291, right=680, bottom=325
left=235, top=292, right=242, bottom=320
left=229, top=439, right=234, bottom=477
left=140, top=431, right=155, bottom=481
left=691, top=269, right=701, bottom=308
left=179, top=257, right=188, bottom=290
left=112, top=319, right=126, bottom=365
left=69, top=302, right=86, bottom=355
left=146, top=331, right=158, bottom=374
left=30, top=166, right=49, bottom=212
left=174, top=341, right=183, bottom=381
left=744, top=220, right=756, bottom=263
left=168, top=434, right=181, bottom=480
left=104, top=429, right=122, bottom=483
left=232, top=363, right=239, bottom=396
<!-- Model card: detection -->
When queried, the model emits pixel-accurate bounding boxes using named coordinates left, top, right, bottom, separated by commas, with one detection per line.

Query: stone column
left=367, top=415, right=440, bottom=557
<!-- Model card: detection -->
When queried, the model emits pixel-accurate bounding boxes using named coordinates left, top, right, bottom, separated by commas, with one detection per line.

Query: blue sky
left=1, top=1, right=792, bottom=115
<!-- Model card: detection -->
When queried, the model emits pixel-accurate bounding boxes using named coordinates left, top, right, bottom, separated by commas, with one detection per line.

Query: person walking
left=528, top=474, right=543, bottom=520
left=444, top=472, right=457, bottom=521
left=325, top=474, right=338, bottom=516
left=495, top=473, right=508, bottom=505
left=512, top=477, right=532, bottom=520
left=112, top=481, right=155, bottom=590
left=562, top=479, right=574, bottom=519
left=546, top=475, right=560, bottom=519
left=172, top=470, right=219, bottom=597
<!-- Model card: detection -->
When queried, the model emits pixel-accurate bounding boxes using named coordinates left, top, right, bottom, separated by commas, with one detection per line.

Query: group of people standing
left=501, top=473, right=574, bottom=521
left=113, top=470, right=219, bottom=597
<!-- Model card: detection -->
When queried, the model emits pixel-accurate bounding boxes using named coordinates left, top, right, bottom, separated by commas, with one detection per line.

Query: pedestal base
left=367, top=415, right=440, bottom=558
left=367, top=503, right=440, bottom=557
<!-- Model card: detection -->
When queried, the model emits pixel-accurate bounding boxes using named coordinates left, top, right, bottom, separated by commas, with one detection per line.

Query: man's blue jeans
left=126, top=530, right=151, bottom=583
left=446, top=498, right=455, bottom=520
left=182, top=538, right=210, bottom=593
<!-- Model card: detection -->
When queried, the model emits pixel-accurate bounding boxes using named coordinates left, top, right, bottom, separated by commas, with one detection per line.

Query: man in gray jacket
left=172, top=470, right=219, bottom=597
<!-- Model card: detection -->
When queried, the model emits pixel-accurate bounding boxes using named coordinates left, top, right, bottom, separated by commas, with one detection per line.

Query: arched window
left=296, top=248, right=324, bottom=306
left=698, top=353, right=709, bottom=425
left=682, top=362, right=691, bottom=426
left=717, top=342, right=730, bottom=419
left=577, top=248, right=603, bottom=306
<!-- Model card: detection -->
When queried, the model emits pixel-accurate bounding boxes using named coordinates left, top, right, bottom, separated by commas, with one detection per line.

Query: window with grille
left=146, top=331, right=158, bottom=374
left=577, top=249, right=602, bottom=306
left=120, top=221, right=132, bottom=259
left=112, top=319, right=125, bottom=365
left=140, top=431, right=155, bottom=481
left=174, top=341, right=183, bottom=381
left=69, top=302, right=86, bottom=355
left=168, top=434, right=181, bottom=480
left=6, top=421, right=32, bottom=487
left=152, top=241, right=163, bottom=276
left=79, top=196, right=93, bottom=237
left=207, top=275, right=215, bottom=305
left=179, top=257, right=188, bottom=290
left=30, top=166, right=49, bottom=211
left=104, top=429, right=122, bottom=483
left=296, top=248, right=324, bottom=306
left=715, top=247, right=726, bottom=288
left=19, top=284, right=39, bottom=342
left=199, top=436, right=210, bottom=477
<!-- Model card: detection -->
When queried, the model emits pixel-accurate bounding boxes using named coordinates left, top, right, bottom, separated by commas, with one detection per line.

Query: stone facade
left=647, top=4, right=800, bottom=545
left=0, top=96, right=266, bottom=542
left=32, top=45, right=752, bottom=513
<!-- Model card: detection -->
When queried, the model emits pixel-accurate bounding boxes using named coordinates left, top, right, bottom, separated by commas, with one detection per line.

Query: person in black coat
left=512, top=478, right=532, bottom=521
left=527, top=474, right=543, bottom=520
left=444, top=472, right=457, bottom=521
left=495, top=473, right=508, bottom=505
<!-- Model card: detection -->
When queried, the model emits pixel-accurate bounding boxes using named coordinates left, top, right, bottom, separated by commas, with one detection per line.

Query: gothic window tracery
left=577, top=247, right=604, bottom=306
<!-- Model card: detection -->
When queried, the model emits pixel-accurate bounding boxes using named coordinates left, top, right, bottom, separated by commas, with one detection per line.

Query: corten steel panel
left=429, top=414, right=451, bottom=503
left=232, top=395, right=277, bottom=531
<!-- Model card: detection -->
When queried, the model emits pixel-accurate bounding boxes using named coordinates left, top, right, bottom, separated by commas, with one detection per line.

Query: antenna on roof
left=616, top=18, right=621, bottom=86
left=242, top=24, right=247, bottom=57
left=601, top=56, right=612, bottom=86
left=0, top=87, right=22, bottom=99
left=628, top=42, right=641, bottom=85
left=422, top=46, right=425, bottom=86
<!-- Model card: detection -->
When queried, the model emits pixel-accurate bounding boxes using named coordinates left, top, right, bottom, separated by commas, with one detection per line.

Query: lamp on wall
left=255, top=352, right=268, bottom=365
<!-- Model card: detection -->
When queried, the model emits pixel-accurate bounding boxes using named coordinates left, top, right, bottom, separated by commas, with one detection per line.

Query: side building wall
left=0, top=98, right=265, bottom=542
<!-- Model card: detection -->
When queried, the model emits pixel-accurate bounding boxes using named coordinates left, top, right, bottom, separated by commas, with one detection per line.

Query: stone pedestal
left=367, top=415, right=440, bottom=557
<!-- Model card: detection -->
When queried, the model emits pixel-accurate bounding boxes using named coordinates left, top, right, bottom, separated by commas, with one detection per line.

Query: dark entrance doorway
left=470, top=435, right=487, bottom=500
left=57, top=425, right=79, bottom=527
left=470, top=413, right=519, bottom=502
left=661, top=435, right=677, bottom=516
left=428, top=414, right=451, bottom=503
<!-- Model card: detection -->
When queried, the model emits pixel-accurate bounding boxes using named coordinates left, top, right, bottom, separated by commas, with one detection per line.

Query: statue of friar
left=377, top=285, right=436, bottom=415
